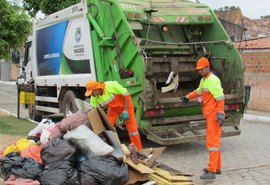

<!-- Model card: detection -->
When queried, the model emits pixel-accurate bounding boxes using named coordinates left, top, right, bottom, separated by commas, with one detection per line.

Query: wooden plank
left=126, top=157, right=155, bottom=174
left=153, top=168, right=192, bottom=182
left=146, top=147, right=166, bottom=168
left=121, top=144, right=131, bottom=156
left=149, top=174, right=194, bottom=185
left=157, top=164, right=193, bottom=176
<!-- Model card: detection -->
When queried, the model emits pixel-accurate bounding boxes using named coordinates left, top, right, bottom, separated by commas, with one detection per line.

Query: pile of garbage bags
left=0, top=110, right=129, bottom=185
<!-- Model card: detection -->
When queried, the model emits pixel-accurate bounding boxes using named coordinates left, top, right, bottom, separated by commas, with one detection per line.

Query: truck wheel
left=28, top=103, right=42, bottom=122
left=63, top=90, right=78, bottom=117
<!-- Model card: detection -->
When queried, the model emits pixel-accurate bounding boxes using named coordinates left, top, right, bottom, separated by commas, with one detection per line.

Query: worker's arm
left=209, top=77, right=225, bottom=126
left=186, top=90, right=200, bottom=99
left=90, top=97, right=99, bottom=108
left=124, top=99, right=128, bottom=111
left=108, top=81, right=130, bottom=101
left=209, top=78, right=225, bottom=114
left=109, top=81, right=131, bottom=121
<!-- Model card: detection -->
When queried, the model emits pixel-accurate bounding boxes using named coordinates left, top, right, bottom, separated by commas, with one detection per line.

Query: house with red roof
left=235, top=37, right=270, bottom=111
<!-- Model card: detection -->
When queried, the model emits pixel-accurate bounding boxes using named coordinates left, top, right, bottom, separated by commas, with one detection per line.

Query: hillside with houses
left=215, top=8, right=270, bottom=40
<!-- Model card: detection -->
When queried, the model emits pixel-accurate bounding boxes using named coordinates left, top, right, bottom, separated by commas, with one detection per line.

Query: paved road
left=1, top=81, right=270, bottom=185
left=0, top=82, right=29, bottom=118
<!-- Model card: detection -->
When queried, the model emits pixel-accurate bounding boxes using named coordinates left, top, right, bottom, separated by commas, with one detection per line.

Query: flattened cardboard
left=87, top=108, right=105, bottom=134
left=87, top=107, right=120, bottom=143
left=126, top=157, right=155, bottom=174
left=124, top=168, right=149, bottom=185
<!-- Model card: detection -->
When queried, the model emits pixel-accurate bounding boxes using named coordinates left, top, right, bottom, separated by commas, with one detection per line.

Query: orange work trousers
left=205, top=111, right=222, bottom=173
left=107, top=96, right=142, bottom=150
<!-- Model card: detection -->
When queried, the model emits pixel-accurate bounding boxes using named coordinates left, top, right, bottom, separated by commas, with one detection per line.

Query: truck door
left=23, top=41, right=33, bottom=82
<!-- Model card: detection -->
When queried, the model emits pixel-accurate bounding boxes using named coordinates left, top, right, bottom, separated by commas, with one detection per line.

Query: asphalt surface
left=1, top=81, right=270, bottom=185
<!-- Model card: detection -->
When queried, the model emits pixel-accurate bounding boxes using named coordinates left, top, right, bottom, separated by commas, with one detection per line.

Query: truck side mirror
left=12, top=51, right=20, bottom=64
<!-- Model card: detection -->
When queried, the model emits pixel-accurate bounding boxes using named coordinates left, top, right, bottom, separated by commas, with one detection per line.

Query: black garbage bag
left=40, top=160, right=80, bottom=185
left=40, top=139, right=80, bottom=185
left=79, top=156, right=129, bottom=185
left=0, top=152, right=43, bottom=180
left=41, top=138, right=78, bottom=166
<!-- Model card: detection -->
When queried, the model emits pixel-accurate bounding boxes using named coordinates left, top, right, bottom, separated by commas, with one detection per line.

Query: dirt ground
left=0, top=111, right=21, bottom=184
left=0, top=134, right=21, bottom=149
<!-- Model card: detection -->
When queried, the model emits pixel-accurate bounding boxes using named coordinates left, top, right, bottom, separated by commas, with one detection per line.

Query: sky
left=197, top=0, right=269, bottom=19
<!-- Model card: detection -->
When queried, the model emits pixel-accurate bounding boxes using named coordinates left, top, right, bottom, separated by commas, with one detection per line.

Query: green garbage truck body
left=17, top=0, right=249, bottom=145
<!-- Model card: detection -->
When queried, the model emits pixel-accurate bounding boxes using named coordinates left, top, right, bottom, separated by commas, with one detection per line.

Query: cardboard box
left=124, top=168, right=149, bottom=185
left=87, top=107, right=121, bottom=144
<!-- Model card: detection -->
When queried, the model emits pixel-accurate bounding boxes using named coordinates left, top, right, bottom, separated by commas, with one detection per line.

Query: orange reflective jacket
left=187, top=72, right=224, bottom=116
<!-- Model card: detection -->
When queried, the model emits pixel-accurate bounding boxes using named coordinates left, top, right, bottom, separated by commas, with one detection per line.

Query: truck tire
left=63, top=90, right=78, bottom=117
left=28, top=103, right=42, bottom=122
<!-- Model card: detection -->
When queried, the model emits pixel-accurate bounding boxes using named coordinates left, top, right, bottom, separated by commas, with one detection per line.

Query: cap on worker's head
left=195, top=57, right=210, bottom=70
left=85, top=80, right=99, bottom=96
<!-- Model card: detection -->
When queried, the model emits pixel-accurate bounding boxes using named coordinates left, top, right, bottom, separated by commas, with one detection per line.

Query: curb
left=0, top=81, right=16, bottom=85
left=242, top=114, right=270, bottom=123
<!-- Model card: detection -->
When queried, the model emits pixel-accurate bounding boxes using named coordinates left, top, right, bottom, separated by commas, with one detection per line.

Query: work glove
left=179, top=96, right=189, bottom=105
left=215, top=112, right=225, bottom=127
left=119, top=111, right=129, bottom=121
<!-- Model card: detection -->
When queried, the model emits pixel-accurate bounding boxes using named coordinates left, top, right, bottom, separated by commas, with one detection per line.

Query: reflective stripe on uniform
left=208, top=147, right=220, bottom=152
left=216, top=95, right=225, bottom=100
left=196, top=73, right=224, bottom=99
left=196, top=89, right=202, bottom=95
left=202, top=88, right=209, bottom=92
left=90, top=81, right=128, bottom=107
left=100, top=95, right=115, bottom=106
left=129, top=131, right=139, bottom=136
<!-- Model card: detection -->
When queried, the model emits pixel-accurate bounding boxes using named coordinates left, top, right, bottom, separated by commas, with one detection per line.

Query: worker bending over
left=85, top=80, right=142, bottom=150
left=180, top=57, right=225, bottom=180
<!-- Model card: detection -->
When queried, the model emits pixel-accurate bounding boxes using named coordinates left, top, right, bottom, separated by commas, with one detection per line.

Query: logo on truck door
left=75, top=28, right=81, bottom=43
left=36, top=20, right=92, bottom=75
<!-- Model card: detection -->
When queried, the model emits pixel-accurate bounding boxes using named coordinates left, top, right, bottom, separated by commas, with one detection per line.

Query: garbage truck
left=12, top=0, right=250, bottom=145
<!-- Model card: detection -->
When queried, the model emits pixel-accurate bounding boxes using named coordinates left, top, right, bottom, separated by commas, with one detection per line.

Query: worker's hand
left=179, top=96, right=189, bottom=105
left=120, top=111, right=129, bottom=121
left=215, top=112, right=225, bottom=127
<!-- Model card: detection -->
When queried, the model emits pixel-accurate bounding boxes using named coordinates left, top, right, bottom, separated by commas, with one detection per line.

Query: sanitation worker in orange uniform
left=85, top=80, right=142, bottom=150
left=180, top=57, right=225, bottom=180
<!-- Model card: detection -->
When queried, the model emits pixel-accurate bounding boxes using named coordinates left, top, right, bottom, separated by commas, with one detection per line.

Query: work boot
left=203, top=168, right=221, bottom=175
left=200, top=170, right=216, bottom=179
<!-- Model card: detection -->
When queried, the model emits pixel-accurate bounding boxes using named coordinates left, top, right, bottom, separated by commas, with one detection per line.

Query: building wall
left=10, top=63, right=20, bottom=81
left=241, top=50, right=270, bottom=111
left=0, top=62, right=10, bottom=81
left=0, top=61, right=20, bottom=81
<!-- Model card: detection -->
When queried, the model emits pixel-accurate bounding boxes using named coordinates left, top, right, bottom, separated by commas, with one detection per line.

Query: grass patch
left=0, top=116, right=36, bottom=136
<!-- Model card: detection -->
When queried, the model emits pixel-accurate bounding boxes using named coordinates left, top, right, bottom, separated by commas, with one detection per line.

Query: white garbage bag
left=63, top=125, right=114, bottom=157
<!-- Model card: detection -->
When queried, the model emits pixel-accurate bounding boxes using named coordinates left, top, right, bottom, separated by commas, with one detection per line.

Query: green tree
left=22, top=0, right=40, bottom=18
left=0, top=0, right=32, bottom=60
left=23, top=0, right=80, bottom=17
left=261, top=15, right=270, bottom=19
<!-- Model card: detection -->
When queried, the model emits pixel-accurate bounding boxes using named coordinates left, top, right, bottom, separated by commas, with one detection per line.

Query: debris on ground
left=0, top=107, right=194, bottom=185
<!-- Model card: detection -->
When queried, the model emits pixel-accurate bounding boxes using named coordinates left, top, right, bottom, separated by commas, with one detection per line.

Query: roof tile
left=234, top=37, right=270, bottom=49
